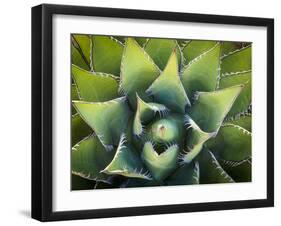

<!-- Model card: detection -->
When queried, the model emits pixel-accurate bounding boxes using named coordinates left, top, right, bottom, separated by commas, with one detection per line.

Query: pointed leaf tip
left=120, top=38, right=160, bottom=107
left=182, top=42, right=221, bottom=99
left=188, top=84, right=243, bottom=133
left=146, top=51, right=190, bottom=113
left=73, top=97, right=131, bottom=148
left=142, top=142, right=179, bottom=181
left=102, top=135, right=152, bottom=180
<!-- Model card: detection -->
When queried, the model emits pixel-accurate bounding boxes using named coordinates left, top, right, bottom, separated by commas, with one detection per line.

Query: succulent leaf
left=71, top=114, right=92, bottom=146
left=221, top=41, right=242, bottom=56
left=71, top=42, right=90, bottom=70
left=92, top=36, right=124, bottom=75
left=133, top=94, right=169, bottom=136
left=72, top=135, right=115, bottom=182
left=72, top=174, right=95, bottom=190
left=142, top=142, right=179, bottom=181
left=72, top=64, right=119, bottom=102
left=146, top=50, right=190, bottom=113
left=207, top=123, right=251, bottom=161
left=145, top=38, right=181, bottom=70
left=188, top=85, right=243, bottom=132
left=102, top=135, right=152, bottom=180
left=198, top=149, right=234, bottom=184
left=219, top=158, right=251, bottom=182
left=72, top=34, right=91, bottom=67
left=221, top=45, right=251, bottom=74
left=182, top=40, right=217, bottom=63
left=180, top=115, right=216, bottom=163
left=135, top=37, right=148, bottom=47
left=71, top=36, right=252, bottom=189
left=120, top=38, right=160, bottom=107
left=219, top=71, right=251, bottom=117
left=177, top=40, right=190, bottom=49
left=181, top=43, right=221, bottom=99
left=71, top=83, right=79, bottom=114
left=73, top=97, right=131, bottom=149
left=166, top=161, right=200, bottom=185
left=226, top=114, right=251, bottom=132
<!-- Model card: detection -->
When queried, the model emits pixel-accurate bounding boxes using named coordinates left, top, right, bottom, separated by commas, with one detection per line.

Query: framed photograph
left=32, top=4, right=274, bottom=221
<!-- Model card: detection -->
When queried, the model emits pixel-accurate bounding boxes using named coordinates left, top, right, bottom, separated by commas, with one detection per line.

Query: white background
left=0, top=0, right=279, bottom=225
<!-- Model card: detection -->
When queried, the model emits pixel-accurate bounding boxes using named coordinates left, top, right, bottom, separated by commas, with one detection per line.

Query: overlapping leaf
left=146, top=50, right=190, bottom=113
left=102, top=135, right=152, bottom=180
left=198, top=149, right=234, bottom=184
left=188, top=85, right=243, bottom=132
left=73, top=97, right=131, bottom=149
left=145, top=38, right=181, bottom=70
left=133, top=94, right=169, bottom=136
left=71, top=114, right=92, bottom=146
left=182, top=40, right=217, bottom=63
left=72, top=34, right=91, bottom=67
left=166, top=161, right=199, bottom=185
left=142, top=142, right=179, bottom=181
left=219, top=71, right=251, bottom=117
left=120, top=38, right=160, bottom=107
left=180, top=115, right=215, bottom=163
left=72, top=64, right=119, bottom=102
left=207, top=123, right=251, bottom=161
left=221, top=45, right=252, bottom=74
left=72, top=135, right=115, bottom=182
left=92, top=36, right=123, bottom=75
left=181, top=43, right=221, bottom=99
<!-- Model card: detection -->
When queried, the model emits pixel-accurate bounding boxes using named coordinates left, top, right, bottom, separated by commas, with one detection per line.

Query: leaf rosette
left=71, top=35, right=252, bottom=189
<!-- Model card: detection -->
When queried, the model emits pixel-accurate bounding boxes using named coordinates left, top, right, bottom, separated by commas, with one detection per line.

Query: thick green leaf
left=166, top=161, right=199, bottom=185
left=182, top=40, right=217, bottom=63
left=226, top=114, right=252, bottom=131
left=207, top=123, right=251, bottom=161
left=71, top=174, right=95, bottom=190
left=72, top=64, right=119, bottom=102
left=177, top=40, right=190, bottom=49
left=219, top=71, right=251, bottom=117
left=72, top=135, right=115, bottom=182
left=219, top=158, right=251, bottom=182
left=71, top=43, right=90, bottom=70
left=71, top=84, right=79, bottom=114
left=179, top=115, right=215, bottom=163
left=113, top=36, right=126, bottom=43
left=188, top=85, right=243, bottom=132
left=221, top=41, right=242, bottom=56
left=92, top=36, right=123, bottom=75
left=146, top=50, right=190, bottom=113
left=73, top=97, right=131, bottom=149
left=135, top=37, right=148, bottom=47
left=71, top=114, right=92, bottom=146
left=72, top=34, right=91, bottom=66
left=102, top=135, right=152, bottom=180
left=120, top=38, right=160, bottom=107
left=221, top=45, right=252, bottom=74
left=142, top=142, right=179, bottom=181
left=144, top=38, right=181, bottom=70
left=181, top=43, right=221, bottom=99
left=198, top=149, right=234, bottom=184
left=133, top=94, right=169, bottom=136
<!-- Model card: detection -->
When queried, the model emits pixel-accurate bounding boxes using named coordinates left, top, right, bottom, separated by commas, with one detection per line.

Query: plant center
left=150, top=119, right=179, bottom=143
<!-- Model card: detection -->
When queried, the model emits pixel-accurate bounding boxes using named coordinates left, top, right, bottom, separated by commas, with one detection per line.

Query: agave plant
left=71, top=35, right=252, bottom=190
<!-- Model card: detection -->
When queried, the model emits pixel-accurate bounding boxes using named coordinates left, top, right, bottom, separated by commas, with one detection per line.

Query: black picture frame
left=31, top=3, right=274, bottom=222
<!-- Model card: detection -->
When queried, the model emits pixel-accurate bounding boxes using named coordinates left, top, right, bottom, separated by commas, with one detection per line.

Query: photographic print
left=71, top=35, right=252, bottom=190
